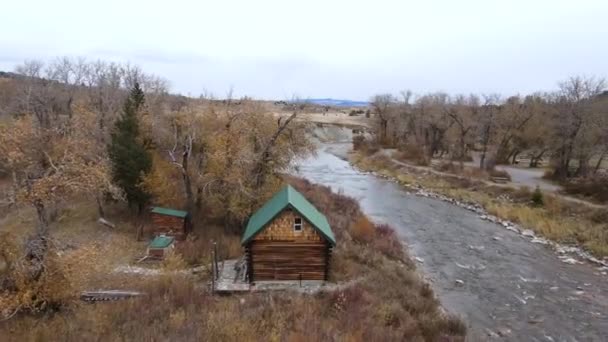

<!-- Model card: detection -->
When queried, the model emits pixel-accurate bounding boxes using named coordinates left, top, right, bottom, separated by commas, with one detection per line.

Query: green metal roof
left=241, top=185, right=336, bottom=246
left=150, top=207, right=188, bottom=218
left=149, top=235, right=175, bottom=249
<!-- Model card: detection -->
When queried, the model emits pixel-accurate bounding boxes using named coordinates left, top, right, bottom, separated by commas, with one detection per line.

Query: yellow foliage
left=0, top=233, right=73, bottom=315
left=141, top=152, right=185, bottom=208
left=350, top=215, right=375, bottom=243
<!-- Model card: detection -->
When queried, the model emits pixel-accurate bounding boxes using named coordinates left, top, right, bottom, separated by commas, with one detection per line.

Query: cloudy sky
left=1, top=0, right=606, bottom=100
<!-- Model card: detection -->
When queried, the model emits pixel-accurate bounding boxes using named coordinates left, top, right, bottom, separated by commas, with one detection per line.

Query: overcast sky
left=1, top=0, right=607, bottom=100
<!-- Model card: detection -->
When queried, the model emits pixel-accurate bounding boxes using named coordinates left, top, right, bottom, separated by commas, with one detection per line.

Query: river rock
left=497, top=327, right=512, bottom=337
left=485, top=329, right=499, bottom=338
left=531, top=237, right=550, bottom=245
left=522, top=229, right=535, bottom=237
left=560, top=257, right=580, bottom=265
left=455, top=279, right=464, bottom=286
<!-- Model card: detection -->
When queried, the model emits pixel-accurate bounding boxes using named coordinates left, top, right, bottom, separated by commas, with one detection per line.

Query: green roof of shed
left=241, top=185, right=336, bottom=246
left=149, top=235, right=175, bottom=249
left=151, top=207, right=188, bottom=218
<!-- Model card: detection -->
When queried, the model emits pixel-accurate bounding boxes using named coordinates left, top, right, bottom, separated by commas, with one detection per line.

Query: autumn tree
left=108, top=82, right=152, bottom=213
left=0, top=109, right=116, bottom=309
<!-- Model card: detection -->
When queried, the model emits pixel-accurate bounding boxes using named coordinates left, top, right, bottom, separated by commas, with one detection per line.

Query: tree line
left=0, top=57, right=311, bottom=313
left=369, top=76, right=608, bottom=180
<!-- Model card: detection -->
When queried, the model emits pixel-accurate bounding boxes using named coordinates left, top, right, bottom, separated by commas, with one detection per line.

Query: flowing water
left=295, top=143, right=608, bottom=341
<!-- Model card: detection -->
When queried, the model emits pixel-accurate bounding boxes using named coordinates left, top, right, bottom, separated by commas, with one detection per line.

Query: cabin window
left=294, top=217, right=302, bottom=231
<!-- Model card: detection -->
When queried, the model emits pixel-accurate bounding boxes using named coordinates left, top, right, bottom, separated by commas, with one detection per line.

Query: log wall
left=151, top=214, right=186, bottom=239
left=248, top=240, right=330, bottom=281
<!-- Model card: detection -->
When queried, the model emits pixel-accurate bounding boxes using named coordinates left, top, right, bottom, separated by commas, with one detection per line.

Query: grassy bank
left=352, top=152, right=608, bottom=259
left=0, top=178, right=465, bottom=341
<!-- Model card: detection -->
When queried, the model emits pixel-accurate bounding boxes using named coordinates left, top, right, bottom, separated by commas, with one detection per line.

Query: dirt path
left=465, top=154, right=560, bottom=192
left=296, top=145, right=608, bottom=341
left=382, top=150, right=606, bottom=209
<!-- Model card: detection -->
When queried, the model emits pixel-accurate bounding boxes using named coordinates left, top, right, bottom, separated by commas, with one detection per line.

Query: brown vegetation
left=0, top=58, right=464, bottom=340
left=1, top=178, right=466, bottom=341
left=368, top=76, right=608, bottom=183
left=561, top=176, right=608, bottom=203
left=354, top=151, right=608, bottom=258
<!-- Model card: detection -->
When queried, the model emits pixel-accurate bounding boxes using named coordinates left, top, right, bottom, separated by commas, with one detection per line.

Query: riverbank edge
left=346, top=150, right=608, bottom=273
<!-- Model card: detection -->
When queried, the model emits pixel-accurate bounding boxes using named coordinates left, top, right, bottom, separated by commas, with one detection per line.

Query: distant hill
left=305, top=98, right=369, bottom=107
left=0, top=71, right=22, bottom=79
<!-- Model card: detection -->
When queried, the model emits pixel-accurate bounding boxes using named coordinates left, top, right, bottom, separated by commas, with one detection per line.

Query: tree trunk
left=576, top=155, right=590, bottom=177
left=510, top=150, right=520, bottom=165
left=529, top=149, right=546, bottom=168
left=34, top=199, right=49, bottom=236
left=253, top=112, right=297, bottom=189
left=380, top=119, right=388, bottom=145
left=96, top=195, right=105, bottom=218
left=594, top=151, right=607, bottom=175
left=459, top=133, right=466, bottom=170
left=181, top=150, right=194, bottom=214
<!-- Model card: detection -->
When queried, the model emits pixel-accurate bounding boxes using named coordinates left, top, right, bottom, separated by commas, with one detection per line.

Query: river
left=295, top=143, right=608, bottom=341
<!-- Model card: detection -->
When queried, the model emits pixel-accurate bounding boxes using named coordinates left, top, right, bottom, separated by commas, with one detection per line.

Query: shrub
left=589, top=209, right=608, bottom=224
left=350, top=216, right=375, bottom=243
left=352, top=135, right=366, bottom=151
left=436, top=161, right=457, bottom=173
left=161, top=252, right=188, bottom=270
left=373, top=224, right=405, bottom=262
left=531, top=186, right=544, bottom=207
left=512, top=186, right=532, bottom=203
left=562, top=176, right=608, bottom=203
left=394, top=144, right=428, bottom=166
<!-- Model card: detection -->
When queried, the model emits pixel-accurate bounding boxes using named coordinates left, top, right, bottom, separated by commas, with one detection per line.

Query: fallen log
left=80, top=290, right=144, bottom=302
left=97, top=217, right=116, bottom=229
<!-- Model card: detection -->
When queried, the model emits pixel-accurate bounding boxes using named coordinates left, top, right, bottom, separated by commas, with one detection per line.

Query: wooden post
left=213, top=242, right=219, bottom=280
left=211, top=243, right=216, bottom=294
left=299, top=273, right=302, bottom=287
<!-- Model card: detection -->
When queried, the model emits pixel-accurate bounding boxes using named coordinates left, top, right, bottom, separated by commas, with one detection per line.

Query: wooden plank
left=80, top=290, right=144, bottom=302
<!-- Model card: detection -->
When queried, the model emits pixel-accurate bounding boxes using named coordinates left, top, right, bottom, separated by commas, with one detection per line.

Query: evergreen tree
left=108, top=82, right=152, bottom=212
left=531, top=186, right=544, bottom=207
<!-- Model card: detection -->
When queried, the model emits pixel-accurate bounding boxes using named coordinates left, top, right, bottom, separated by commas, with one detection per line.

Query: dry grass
left=354, top=151, right=608, bottom=258
left=393, top=144, right=429, bottom=166
left=1, top=178, right=466, bottom=341
left=177, top=225, right=241, bottom=266
left=562, top=176, right=608, bottom=203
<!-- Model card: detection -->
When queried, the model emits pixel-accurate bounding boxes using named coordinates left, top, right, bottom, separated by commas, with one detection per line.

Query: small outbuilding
left=150, top=207, right=192, bottom=240
left=147, top=235, right=175, bottom=259
left=241, top=185, right=336, bottom=282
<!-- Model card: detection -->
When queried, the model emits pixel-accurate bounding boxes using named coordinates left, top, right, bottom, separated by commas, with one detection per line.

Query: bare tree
left=370, top=94, right=395, bottom=145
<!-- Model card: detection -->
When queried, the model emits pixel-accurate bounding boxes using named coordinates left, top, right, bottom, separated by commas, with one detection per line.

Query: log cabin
left=149, top=207, right=192, bottom=240
left=241, top=185, right=336, bottom=283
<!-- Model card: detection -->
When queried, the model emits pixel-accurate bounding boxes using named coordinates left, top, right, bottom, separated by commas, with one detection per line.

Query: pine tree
left=108, top=82, right=152, bottom=212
